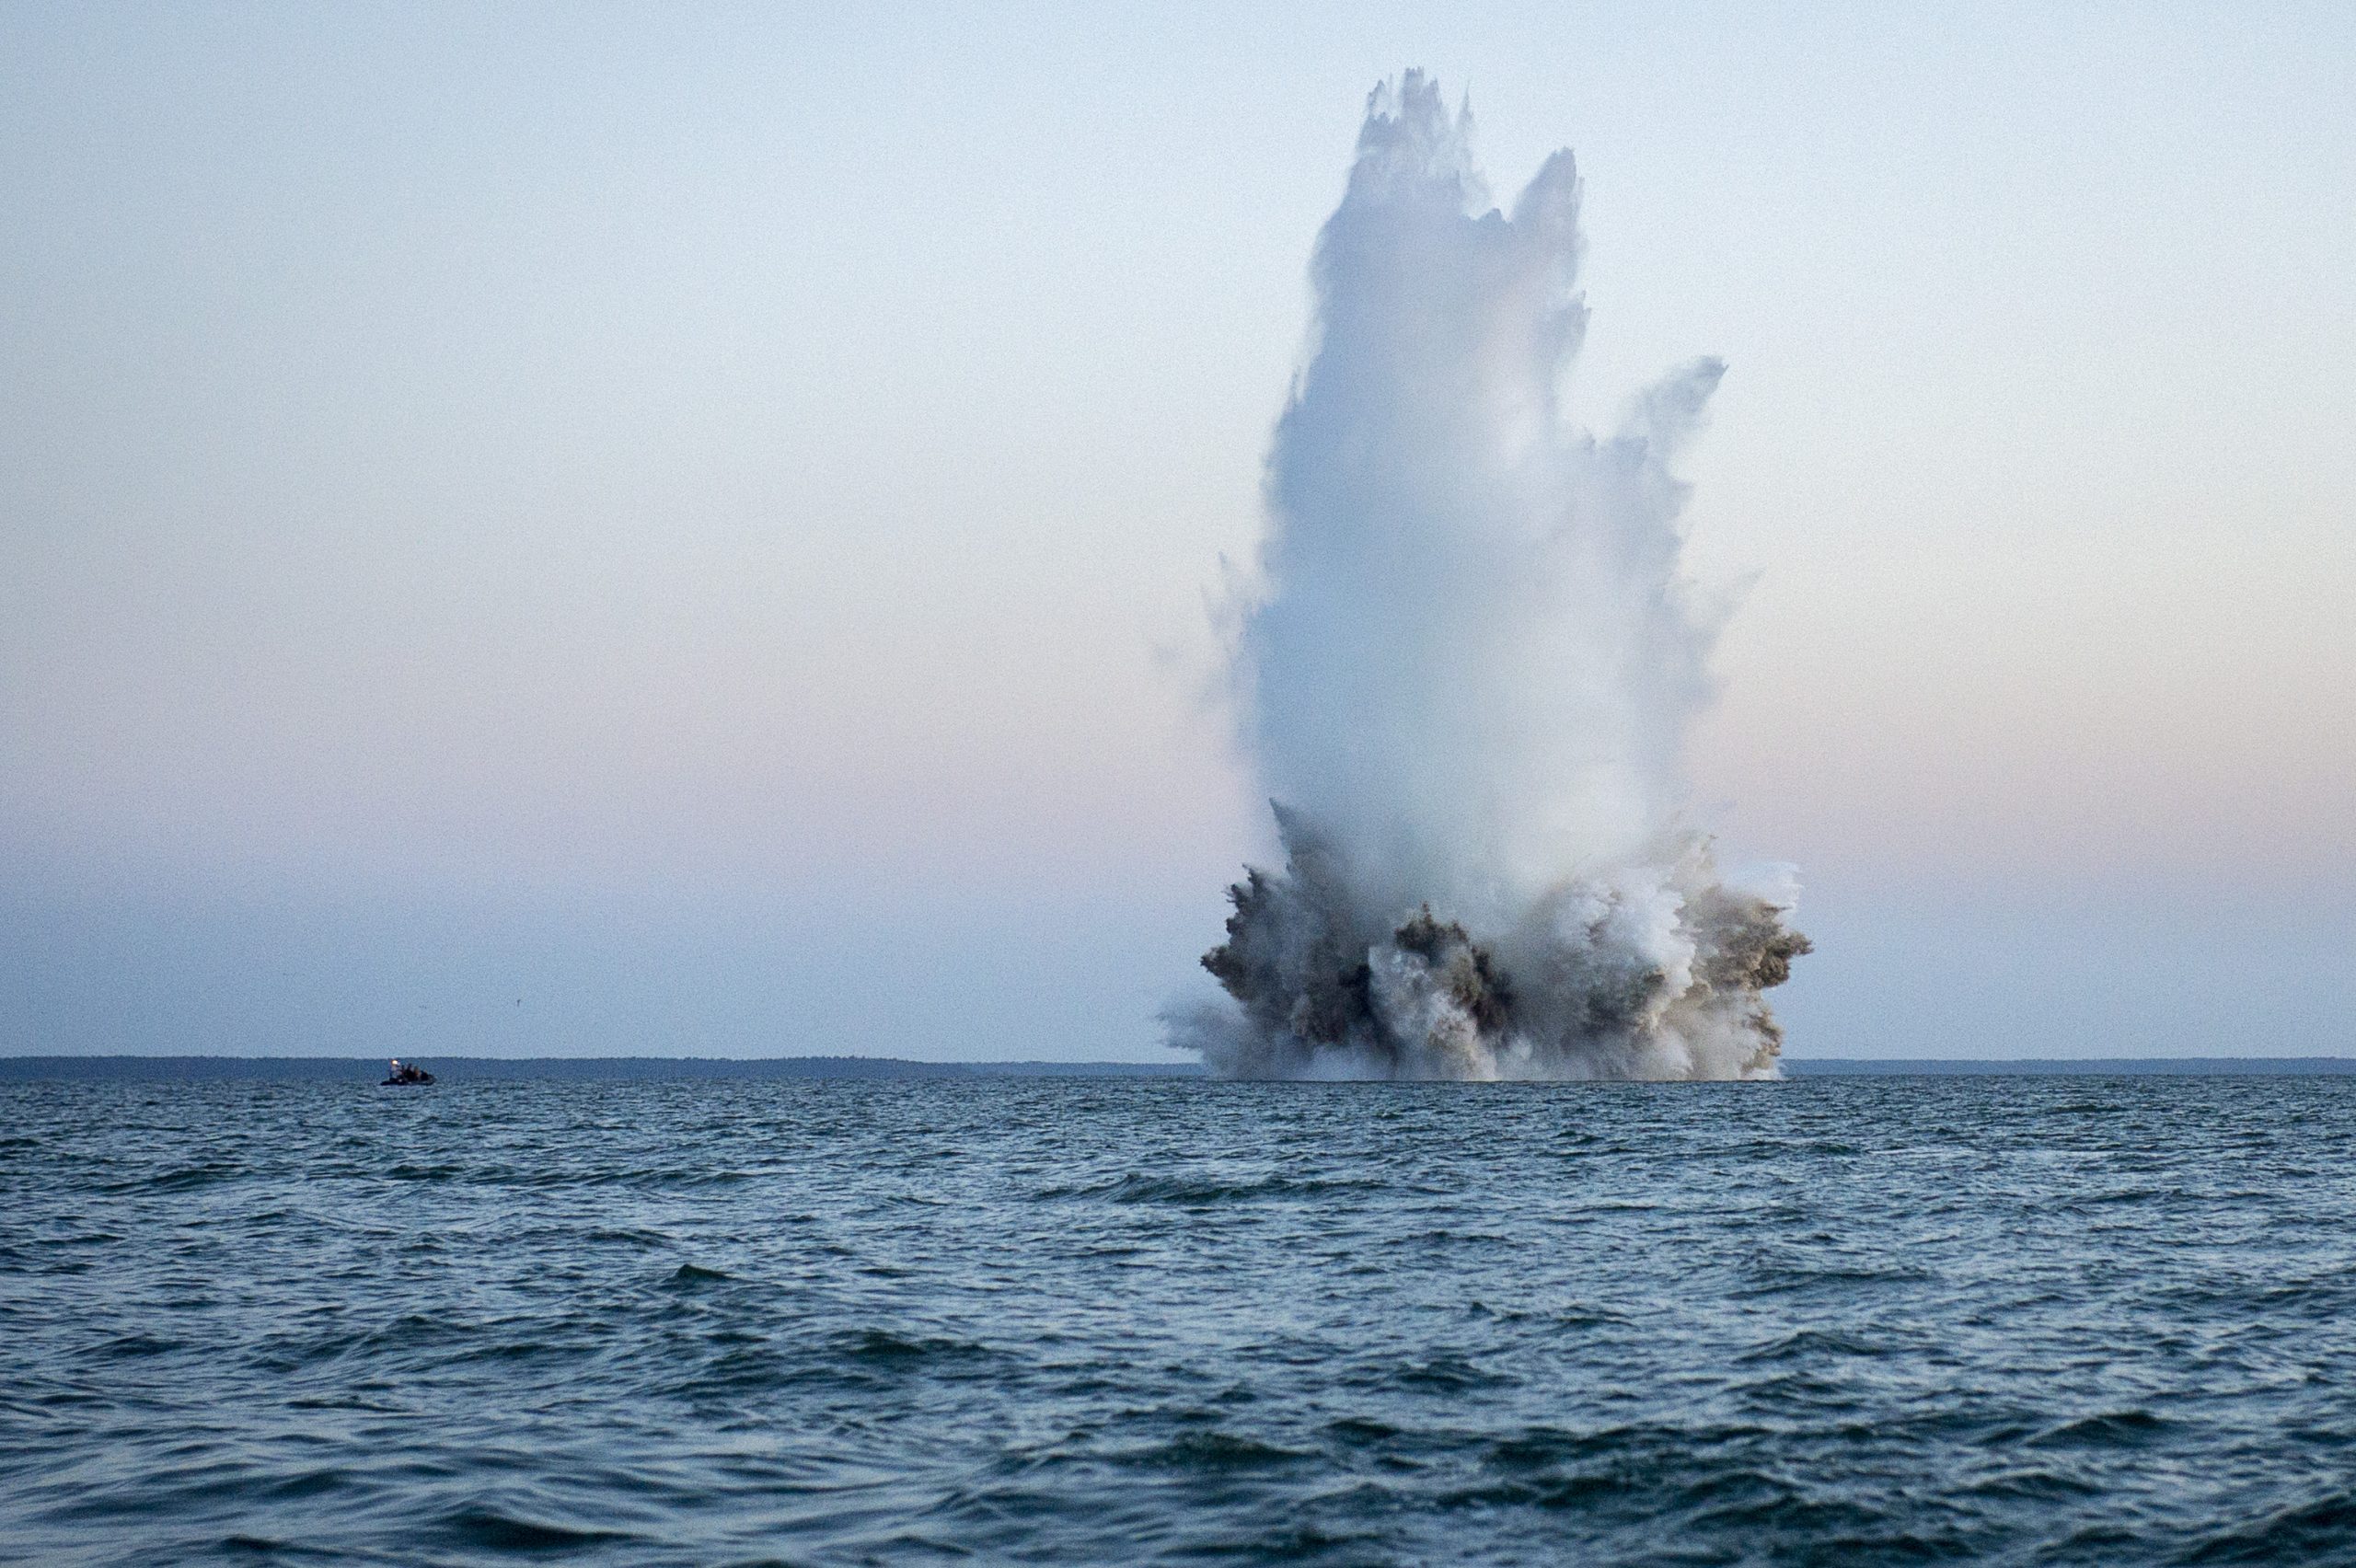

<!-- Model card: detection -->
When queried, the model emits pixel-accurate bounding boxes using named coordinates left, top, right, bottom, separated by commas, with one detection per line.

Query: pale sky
left=5, top=2, right=2351, bottom=1059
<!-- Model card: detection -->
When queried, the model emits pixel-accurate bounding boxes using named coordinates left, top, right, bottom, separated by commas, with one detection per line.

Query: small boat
left=381, top=1059, right=435, bottom=1086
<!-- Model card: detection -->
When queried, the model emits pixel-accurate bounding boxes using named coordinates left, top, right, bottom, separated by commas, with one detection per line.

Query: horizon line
left=6, top=1054, right=2355, bottom=1081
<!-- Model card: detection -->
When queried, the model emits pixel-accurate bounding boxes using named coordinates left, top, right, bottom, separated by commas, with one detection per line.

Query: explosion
left=1176, top=73, right=1807, bottom=1080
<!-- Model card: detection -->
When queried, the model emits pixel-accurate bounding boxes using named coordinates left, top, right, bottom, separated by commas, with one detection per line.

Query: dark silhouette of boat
left=381, top=1059, right=435, bottom=1086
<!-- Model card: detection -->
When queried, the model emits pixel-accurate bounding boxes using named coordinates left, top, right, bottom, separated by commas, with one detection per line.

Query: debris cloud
left=1177, top=72, right=1807, bottom=1080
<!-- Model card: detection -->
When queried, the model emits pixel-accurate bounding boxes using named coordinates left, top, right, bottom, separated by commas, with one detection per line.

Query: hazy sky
left=6, top=3, right=2352, bottom=1059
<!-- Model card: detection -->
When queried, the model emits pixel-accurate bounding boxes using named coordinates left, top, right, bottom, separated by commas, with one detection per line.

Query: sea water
left=5, top=1074, right=2352, bottom=1564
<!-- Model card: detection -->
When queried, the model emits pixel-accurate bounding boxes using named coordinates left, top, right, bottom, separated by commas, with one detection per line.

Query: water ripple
left=5, top=1074, right=2354, bottom=1565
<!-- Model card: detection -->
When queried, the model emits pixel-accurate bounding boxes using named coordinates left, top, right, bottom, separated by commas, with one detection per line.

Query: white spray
left=1177, top=73, right=1807, bottom=1081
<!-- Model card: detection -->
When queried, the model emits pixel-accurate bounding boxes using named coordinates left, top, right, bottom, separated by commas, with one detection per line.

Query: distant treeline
left=1783, top=1058, right=2356, bottom=1077
left=4, top=1055, right=2353, bottom=1082
left=0, top=1055, right=1208, bottom=1083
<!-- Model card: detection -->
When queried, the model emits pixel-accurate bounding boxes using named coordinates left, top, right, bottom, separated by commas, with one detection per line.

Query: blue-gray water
left=6, top=1076, right=2353, bottom=1565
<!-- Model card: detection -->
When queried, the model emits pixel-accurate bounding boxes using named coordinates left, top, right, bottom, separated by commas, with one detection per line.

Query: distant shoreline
left=0, top=1055, right=1206, bottom=1082
left=5, top=1055, right=2355, bottom=1082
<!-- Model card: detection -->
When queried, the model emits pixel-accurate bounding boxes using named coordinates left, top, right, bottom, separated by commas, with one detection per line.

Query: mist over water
left=1176, top=74, right=1807, bottom=1081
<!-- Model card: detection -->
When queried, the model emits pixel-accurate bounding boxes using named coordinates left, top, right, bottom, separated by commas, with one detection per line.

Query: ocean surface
left=5, top=1075, right=2354, bottom=1566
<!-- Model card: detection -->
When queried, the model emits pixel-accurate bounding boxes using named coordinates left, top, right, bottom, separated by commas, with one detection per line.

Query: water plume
left=1177, top=72, right=1807, bottom=1080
